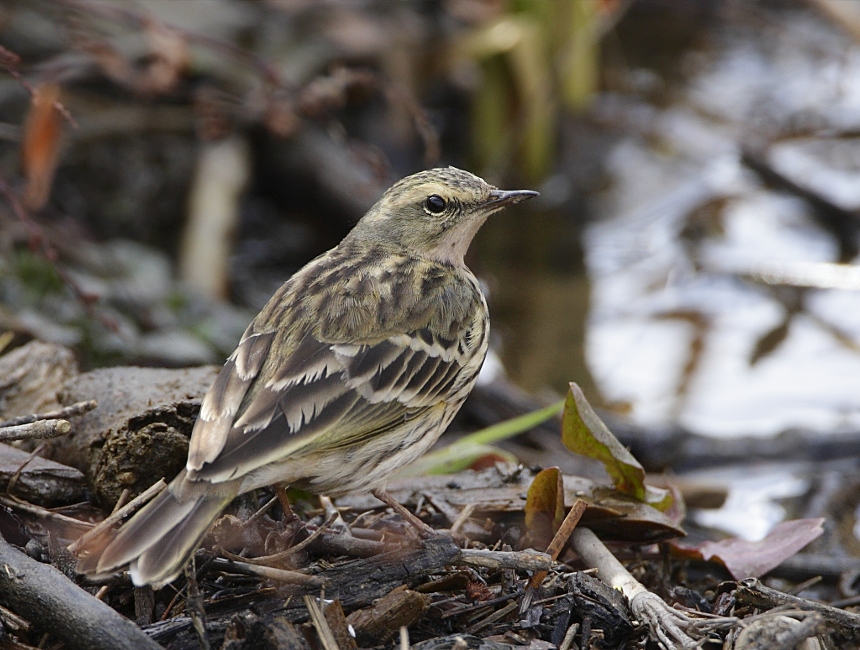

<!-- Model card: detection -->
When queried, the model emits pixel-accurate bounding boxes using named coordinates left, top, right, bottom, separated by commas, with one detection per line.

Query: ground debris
left=346, top=585, right=431, bottom=645
left=52, top=365, right=219, bottom=506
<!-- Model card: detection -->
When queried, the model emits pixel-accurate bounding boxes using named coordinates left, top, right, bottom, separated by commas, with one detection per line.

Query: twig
left=0, top=45, right=78, bottom=127
left=6, top=442, right=47, bottom=495
left=449, top=503, right=476, bottom=535
left=0, top=419, right=70, bottom=442
left=571, top=527, right=700, bottom=649
left=0, top=400, right=97, bottom=428
left=373, top=487, right=435, bottom=536
left=439, top=590, right=523, bottom=619
left=305, top=596, right=340, bottom=650
left=209, top=557, right=325, bottom=587
left=530, top=498, right=588, bottom=588
left=559, top=622, right=579, bottom=650
left=243, top=494, right=279, bottom=527
left=465, top=600, right=518, bottom=635
left=0, top=602, right=30, bottom=632
left=68, top=478, right=166, bottom=553
left=313, top=532, right=387, bottom=558
left=111, top=488, right=130, bottom=515
left=455, top=548, right=552, bottom=572
left=0, top=493, right=93, bottom=529
left=184, top=557, right=210, bottom=650
left=736, top=577, right=860, bottom=639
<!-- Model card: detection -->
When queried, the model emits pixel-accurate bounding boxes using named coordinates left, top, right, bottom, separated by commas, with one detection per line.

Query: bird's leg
left=372, top=487, right=436, bottom=537
left=275, top=486, right=297, bottom=523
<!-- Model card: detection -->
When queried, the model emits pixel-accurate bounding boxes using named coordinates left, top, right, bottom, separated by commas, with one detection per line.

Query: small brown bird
left=76, top=167, right=537, bottom=587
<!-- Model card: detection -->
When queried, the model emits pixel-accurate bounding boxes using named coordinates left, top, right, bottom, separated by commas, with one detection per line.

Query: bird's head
left=348, top=167, right=538, bottom=265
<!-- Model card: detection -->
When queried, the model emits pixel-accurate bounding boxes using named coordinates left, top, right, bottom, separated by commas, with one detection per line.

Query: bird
left=75, top=166, right=538, bottom=588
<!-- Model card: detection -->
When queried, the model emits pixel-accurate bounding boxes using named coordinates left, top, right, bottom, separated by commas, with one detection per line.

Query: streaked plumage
left=75, top=167, right=537, bottom=587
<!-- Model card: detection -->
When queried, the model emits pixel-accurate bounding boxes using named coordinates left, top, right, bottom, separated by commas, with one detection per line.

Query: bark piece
left=323, top=600, right=357, bottom=650
left=0, top=442, right=84, bottom=505
left=345, top=585, right=430, bottom=645
left=568, top=572, right=634, bottom=647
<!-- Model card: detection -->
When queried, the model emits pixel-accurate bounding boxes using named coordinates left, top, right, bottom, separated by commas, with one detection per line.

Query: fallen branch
left=455, top=548, right=552, bottom=573
left=0, top=400, right=98, bottom=429
left=0, top=418, right=70, bottom=442
left=736, top=577, right=860, bottom=640
left=571, top=527, right=735, bottom=649
left=0, top=536, right=161, bottom=650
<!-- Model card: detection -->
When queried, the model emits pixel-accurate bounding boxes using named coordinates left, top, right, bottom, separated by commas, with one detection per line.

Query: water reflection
left=488, top=5, right=860, bottom=440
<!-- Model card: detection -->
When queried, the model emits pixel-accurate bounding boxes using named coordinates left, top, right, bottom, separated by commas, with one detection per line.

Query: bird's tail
left=75, top=473, right=235, bottom=588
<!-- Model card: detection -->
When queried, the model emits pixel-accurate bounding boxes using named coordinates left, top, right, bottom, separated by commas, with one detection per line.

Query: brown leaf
left=524, top=467, right=565, bottom=551
left=673, top=518, right=825, bottom=579
left=21, top=83, right=64, bottom=211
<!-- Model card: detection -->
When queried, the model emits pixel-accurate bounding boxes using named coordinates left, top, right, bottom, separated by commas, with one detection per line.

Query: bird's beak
left=486, top=189, right=540, bottom=208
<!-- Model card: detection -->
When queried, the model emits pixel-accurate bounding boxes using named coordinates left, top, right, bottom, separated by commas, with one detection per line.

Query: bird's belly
left=242, top=399, right=464, bottom=497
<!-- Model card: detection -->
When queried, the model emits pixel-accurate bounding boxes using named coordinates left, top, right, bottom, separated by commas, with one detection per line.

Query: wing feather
left=186, top=248, right=488, bottom=486
left=189, top=331, right=275, bottom=469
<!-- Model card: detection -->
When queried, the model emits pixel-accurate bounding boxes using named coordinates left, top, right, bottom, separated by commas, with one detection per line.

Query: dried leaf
left=525, top=467, right=565, bottom=550
left=673, top=518, right=825, bottom=579
left=575, top=484, right=685, bottom=543
left=21, top=83, right=64, bottom=211
left=561, top=383, right=671, bottom=510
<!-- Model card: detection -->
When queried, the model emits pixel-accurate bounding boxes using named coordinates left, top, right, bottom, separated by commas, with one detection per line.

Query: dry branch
left=0, top=418, right=70, bottom=442
left=736, top=578, right=860, bottom=640
left=0, top=399, right=97, bottom=428
left=0, top=536, right=161, bottom=650
left=455, top=548, right=552, bottom=572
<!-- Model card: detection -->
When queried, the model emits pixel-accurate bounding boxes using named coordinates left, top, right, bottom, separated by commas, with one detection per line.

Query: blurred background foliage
left=2, top=0, right=860, bottom=441
left=0, top=0, right=618, bottom=391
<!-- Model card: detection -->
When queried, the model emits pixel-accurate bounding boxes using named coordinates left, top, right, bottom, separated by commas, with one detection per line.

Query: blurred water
left=584, top=7, right=860, bottom=439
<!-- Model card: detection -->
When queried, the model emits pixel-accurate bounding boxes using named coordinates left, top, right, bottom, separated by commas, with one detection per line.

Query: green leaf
left=398, top=399, right=564, bottom=477
left=562, top=383, right=671, bottom=511
left=398, top=442, right=518, bottom=477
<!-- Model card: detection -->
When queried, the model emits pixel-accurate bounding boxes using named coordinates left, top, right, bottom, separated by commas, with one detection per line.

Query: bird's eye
left=424, top=195, right=446, bottom=214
